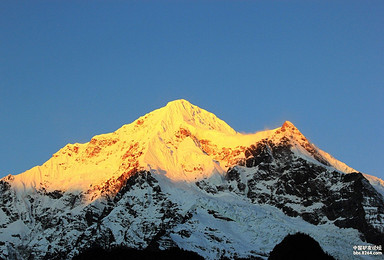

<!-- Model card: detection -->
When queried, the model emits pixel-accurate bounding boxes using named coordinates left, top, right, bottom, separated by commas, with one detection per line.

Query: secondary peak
left=281, top=121, right=297, bottom=130
left=280, top=121, right=303, bottom=137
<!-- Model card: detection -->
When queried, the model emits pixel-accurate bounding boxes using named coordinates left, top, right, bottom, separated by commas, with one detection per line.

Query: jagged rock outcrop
left=221, top=139, right=384, bottom=246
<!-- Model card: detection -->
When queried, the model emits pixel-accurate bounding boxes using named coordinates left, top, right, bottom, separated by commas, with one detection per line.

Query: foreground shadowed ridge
left=268, top=233, right=335, bottom=260
left=73, top=246, right=204, bottom=260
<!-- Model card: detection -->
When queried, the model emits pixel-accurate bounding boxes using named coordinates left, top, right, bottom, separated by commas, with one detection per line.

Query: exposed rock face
left=0, top=171, right=193, bottom=259
left=221, top=138, right=384, bottom=246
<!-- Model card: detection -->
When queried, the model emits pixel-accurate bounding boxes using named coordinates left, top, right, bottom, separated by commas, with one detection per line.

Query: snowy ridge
left=363, top=174, right=384, bottom=198
left=316, top=148, right=356, bottom=173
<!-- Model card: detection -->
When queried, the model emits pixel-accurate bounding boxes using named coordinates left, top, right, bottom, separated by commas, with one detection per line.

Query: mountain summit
left=160, top=99, right=236, bottom=134
left=1, top=99, right=383, bottom=260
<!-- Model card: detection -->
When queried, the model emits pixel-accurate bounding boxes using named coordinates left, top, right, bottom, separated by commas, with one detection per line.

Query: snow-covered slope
left=1, top=99, right=383, bottom=260
left=316, top=147, right=384, bottom=198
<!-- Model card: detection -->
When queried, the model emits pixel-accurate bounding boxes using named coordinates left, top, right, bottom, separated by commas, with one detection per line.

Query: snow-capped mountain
left=1, top=99, right=383, bottom=259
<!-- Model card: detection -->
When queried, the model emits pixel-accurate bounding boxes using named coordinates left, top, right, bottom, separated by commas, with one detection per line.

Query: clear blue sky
left=1, top=1, right=383, bottom=179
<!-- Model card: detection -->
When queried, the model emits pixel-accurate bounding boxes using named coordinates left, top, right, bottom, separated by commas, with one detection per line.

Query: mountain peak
left=157, top=99, right=236, bottom=135
left=281, top=121, right=297, bottom=131
left=162, top=99, right=200, bottom=120
left=165, top=98, right=192, bottom=107
left=2, top=103, right=384, bottom=260
left=279, top=120, right=308, bottom=143
left=279, top=120, right=304, bottom=139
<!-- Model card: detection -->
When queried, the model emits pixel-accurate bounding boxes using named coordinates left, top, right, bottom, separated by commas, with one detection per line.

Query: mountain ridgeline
left=0, top=99, right=383, bottom=260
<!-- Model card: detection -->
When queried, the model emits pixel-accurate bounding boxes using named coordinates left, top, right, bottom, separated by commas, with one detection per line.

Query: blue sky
left=1, top=1, right=383, bottom=179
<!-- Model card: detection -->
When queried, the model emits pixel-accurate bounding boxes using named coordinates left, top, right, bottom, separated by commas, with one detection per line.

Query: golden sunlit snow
left=3, top=99, right=373, bottom=201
